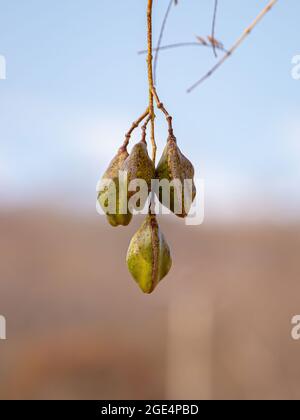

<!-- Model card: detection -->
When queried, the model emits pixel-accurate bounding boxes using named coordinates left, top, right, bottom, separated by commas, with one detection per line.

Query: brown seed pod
left=126, top=214, right=172, bottom=294
left=156, top=136, right=196, bottom=218
left=97, top=147, right=133, bottom=227
left=121, top=140, right=155, bottom=211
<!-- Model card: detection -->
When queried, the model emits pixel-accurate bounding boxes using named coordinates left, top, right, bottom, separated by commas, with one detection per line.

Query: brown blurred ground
left=0, top=209, right=300, bottom=400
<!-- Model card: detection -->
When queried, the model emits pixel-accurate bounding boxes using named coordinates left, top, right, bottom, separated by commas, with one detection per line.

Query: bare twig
left=147, top=0, right=157, bottom=164
left=211, top=0, right=219, bottom=57
left=154, top=0, right=174, bottom=86
left=121, top=109, right=149, bottom=150
left=187, top=0, right=278, bottom=93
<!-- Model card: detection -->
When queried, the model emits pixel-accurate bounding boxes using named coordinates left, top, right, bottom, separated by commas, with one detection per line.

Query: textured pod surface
left=122, top=141, right=155, bottom=209
left=98, top=148, right=132, bottom=227
left=156, top=137, right=196, bottom=218
left=126, top=215, right=172, bottom=294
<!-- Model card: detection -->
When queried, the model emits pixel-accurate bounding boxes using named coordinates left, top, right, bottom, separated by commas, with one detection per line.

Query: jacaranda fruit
left=156, top=136, right=196, bottom=218
left=126, top=214, right=172, bottom=294
left=98, top=147, right=133, bottom=227
left=122, top=141, right=155, bottom=211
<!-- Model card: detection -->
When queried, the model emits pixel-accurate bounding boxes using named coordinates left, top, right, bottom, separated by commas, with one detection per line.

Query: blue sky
left=0, top=0, right=299, bottom=222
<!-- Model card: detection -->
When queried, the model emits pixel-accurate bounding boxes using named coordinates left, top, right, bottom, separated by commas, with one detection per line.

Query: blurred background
left=0, top=0, right=300, bottom=400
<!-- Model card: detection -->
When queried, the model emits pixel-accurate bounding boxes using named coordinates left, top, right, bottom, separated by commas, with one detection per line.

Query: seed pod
left=122, top=141, right=155, bottom=211
left=126, top=214, right=172, bottom=294
left=97, top=147, right=133, bottom=227
left=156, top=136, right=196, bottom=218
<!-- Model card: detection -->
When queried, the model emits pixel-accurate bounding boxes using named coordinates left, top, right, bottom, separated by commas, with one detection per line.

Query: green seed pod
left=122, top=141, right=155, bottom=211
left=156, top=136, right=196, bottom=218
left=98, top=147, right=133, bottom=227
left=126, top=214, right=172, bottom=294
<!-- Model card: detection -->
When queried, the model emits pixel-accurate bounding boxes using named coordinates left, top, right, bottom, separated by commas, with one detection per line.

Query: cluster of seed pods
left=98, top=114, right=196, bottom=294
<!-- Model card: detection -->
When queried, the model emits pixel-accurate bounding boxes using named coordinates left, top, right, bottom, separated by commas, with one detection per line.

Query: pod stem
left=147, top=1, right=175, bottom=153
left=149, top=214, right=160, bottom=294
left=141, top=115, right=152, bottom=144
left=121, top=108, right=149, bottom=151
left=152, top=87, right=175, bottom=140
left=147, top=0, right=156, bottom=164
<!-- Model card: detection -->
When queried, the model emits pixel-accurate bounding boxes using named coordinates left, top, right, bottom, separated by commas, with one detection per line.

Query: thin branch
left=152, top=87, right=175, bottom=139
left=141, top=115, right=152, bottom=143
left=121, top=109, right=149, bottom=150
left=139, top=41, right=227, bottom=55
left=187, top=0, right=279, bottom=93
left=211, top=0, right=219, bottom=57
left=153, top=0, right=174, bottom=86
left=147, top=0, right=157, bottom=164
